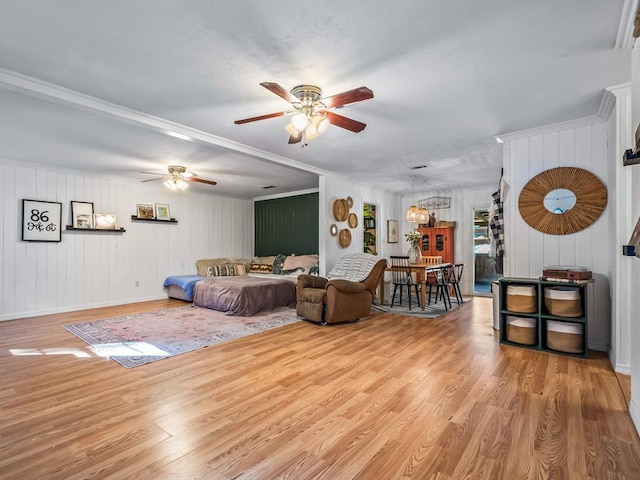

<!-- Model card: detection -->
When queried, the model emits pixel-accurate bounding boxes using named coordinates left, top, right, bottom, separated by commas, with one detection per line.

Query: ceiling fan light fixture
left=317, top=116, right=330, bottom=133
left=284, top=123, right=299, bottom=137
left=164, top=177, right=189, bottom=191
left=291, top=112, right=308, bottom=131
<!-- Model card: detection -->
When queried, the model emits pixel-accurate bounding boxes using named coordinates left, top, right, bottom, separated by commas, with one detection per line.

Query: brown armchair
left=296, top=256, right=387, bottom=325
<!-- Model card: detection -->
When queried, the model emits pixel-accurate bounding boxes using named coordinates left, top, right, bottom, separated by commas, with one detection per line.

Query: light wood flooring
left=1, top=297, right=639, bottom=479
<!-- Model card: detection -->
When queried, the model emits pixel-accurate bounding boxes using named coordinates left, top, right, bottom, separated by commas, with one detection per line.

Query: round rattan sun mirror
left=518, top=167, right=607, bottom=235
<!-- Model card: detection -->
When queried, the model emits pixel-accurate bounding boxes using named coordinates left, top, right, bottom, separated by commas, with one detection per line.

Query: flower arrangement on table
left=405, top=229, right=422, bottom=247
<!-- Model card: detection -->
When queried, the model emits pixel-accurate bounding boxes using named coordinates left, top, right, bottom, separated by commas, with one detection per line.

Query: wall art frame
left=71, top=201, right=94, bottom=229
left=22, top=199, right=62, bottom=242
left=387, top=219, right=399, bottom=243
left=93, top=213, right=118, bottom=230
left=155, top=203, right=171, bottom=220
left=136, top=203, right=154, bottom=219
left=418, top=196, right=451, bottom=209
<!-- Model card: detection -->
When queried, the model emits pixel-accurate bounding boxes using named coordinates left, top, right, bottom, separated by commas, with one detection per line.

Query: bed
left=193, top=275, right=296, bottom=316
left=163, top=275, right=205, bottom=301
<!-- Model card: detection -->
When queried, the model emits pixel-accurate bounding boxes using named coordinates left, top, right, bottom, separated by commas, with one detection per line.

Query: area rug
left=371, top=296, right=464, bottom=318
left=63, top=306, right=301, bottom=368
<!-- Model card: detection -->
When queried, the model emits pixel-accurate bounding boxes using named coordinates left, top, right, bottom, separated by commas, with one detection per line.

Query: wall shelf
left=65, top=226, right=125, bottom=233
left=131, top=216, right=178, bottom=223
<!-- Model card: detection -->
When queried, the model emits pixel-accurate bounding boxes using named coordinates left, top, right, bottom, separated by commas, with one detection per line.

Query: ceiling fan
left=139, top=165, right=217, bottom=191
left=234, top=82, right=374, bottom=145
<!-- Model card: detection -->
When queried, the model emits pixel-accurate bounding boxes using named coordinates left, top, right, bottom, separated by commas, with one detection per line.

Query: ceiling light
left=405, top=175, right=422, bottom=223
left=417, top=205, right=430, bottom=224
left=316, top=115, right=330, bottom=133
left=494, top=136, right=504, bottom=144
left=164, top=177, right=189, bottom=191
left=406, top=205, right=420, bottom=223
left=165, top=131, right=192, bottom=141
left=291, top=113, right=308, bottom=132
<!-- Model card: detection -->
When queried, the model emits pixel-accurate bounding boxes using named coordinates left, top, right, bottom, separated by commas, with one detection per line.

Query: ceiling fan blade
left=288, top=132, right=302, bottom=144
left=324, top=111, right=367, bottom=133
left=140, top=177, right=163, bottom=183
left=234, top=111, right=289, bottom=124
left=189, top=177, right=217, bottom=186
left=322, top=86, right=373, bottom=108
left=139, top=170, right=165, bottom=175
left=260, top=82, right=299, bottom=104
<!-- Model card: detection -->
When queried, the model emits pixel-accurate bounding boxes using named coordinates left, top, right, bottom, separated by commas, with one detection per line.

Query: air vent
left=261, top=185, right=277, bottom=189
left=410, top=165, right=427, bottom=170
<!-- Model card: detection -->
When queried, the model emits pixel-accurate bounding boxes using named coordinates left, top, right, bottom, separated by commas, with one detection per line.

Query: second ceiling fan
left=234, top=82, right=373, bottom=145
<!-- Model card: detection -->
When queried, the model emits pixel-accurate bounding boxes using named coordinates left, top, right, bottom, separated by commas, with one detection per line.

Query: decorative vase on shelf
left=408, top=244, right=422, bottom=264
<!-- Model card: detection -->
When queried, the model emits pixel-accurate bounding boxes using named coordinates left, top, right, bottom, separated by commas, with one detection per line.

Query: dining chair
left=390, top=256, right=422, bottom=310
left=450, top=263, right=464, bottom=305
left=425, top=265, right=453, bottom=311
left=423, top=256, right=443, bottom=265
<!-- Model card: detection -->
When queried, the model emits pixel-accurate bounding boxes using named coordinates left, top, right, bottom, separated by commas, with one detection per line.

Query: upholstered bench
left=163, top=275, right=204, bottom=301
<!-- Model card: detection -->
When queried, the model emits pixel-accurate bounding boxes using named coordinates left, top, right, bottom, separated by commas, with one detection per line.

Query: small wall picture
left=22, top=199, right=62, bottom=242
left=137, top=204, right=154, bottom=219
left=93, top=213, right=118, bottom=230
left=387, top=219, right=399, bottom=243
left=71, top=201, right=94, bottom=228
left=155, top=203, right=171, bottom=220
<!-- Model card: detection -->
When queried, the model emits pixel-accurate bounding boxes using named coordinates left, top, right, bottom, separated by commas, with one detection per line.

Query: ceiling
left=0, top=1, right=632, bottom=199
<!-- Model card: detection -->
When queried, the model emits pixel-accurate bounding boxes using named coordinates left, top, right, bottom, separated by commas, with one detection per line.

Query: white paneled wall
left=502, top=119, right=612, bottom=351
left=0, top=160, right=253, bottom=320
left=319, top=176, right=402, bottom=276
left=401, top=185, right=497, bottom=296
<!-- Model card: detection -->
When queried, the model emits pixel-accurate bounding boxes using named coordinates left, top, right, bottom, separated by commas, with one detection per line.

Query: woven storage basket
left=505, top=316, right=537, bottom=346
left=546, top=320, right=584, bottom=354
left=544, top=287, right=582, bottom=317
left=506, top=285, right=537, bottom=313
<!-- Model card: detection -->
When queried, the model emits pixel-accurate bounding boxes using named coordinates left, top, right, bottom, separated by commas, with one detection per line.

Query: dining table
left=379, top=261, right=451, bottom=311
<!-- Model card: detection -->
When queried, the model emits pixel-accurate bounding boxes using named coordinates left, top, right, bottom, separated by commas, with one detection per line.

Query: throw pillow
left=249, top=263, right=273, bottom=274
left=206, top=264, right=241, bottom=277
left=282, top=254, right=319, bottom=271
left=271, top=254, right=288, bottom=275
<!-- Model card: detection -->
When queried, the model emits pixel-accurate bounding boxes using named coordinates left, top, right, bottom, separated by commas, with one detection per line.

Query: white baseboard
left=0, top=295, right=167, bottom=322
left=614, top=362, right=632, bottom=375
left=630, top=400, right=640, bottom=437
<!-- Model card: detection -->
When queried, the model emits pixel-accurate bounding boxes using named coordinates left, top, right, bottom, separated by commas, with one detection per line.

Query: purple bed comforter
left=193, top=276, right=296, bottom=316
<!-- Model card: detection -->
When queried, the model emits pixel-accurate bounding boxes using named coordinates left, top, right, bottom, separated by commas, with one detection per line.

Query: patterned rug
left=372, top=296, right=463, bottom=318
left=63, top=305, right=301, bottom=368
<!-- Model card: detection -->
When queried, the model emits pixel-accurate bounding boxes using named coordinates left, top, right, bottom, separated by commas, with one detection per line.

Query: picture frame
left=93, top=213, right=118, bottom=230
left=387, top=219, right=399, bottom=243
left=71, top=201, right=94, bottom=228
left=418, top=196, right=451, bottom=209
left=136, top=203, right=154, bottom=219
left=22, top=199, right=62, bottom=242
left=155, top=203, right=171, bottom=220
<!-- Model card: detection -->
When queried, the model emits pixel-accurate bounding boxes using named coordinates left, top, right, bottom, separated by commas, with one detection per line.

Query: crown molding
left=498, top=114, right=605, bottom=142
left=615, top=0, right=639, bottom=49
left=0, top=68, right=334, bottom=178
left=253, top=187, right=320, bottom=202
left=599, top=83, right=632, bottom=119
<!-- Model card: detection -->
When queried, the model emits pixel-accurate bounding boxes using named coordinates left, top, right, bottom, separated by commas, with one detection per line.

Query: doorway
left=473, top=207, right=500, bottom=295
left=363, top=203, right=377, bottom=254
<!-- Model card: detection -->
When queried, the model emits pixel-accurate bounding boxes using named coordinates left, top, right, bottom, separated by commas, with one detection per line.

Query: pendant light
left=417, top=204, right=430, bottom=224
left=405, top=176, right=420, bottom=223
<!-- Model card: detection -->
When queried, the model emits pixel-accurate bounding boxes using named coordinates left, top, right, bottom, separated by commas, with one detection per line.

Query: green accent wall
left=254, top=193, right=319, bottom=256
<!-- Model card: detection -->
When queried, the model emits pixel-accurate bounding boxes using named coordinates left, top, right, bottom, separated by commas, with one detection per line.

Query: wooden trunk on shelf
left=417, top=226, right=454, bottom=264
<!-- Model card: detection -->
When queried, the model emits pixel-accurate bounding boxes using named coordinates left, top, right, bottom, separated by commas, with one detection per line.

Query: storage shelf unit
left=499, top=277, right=592, bottom=358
